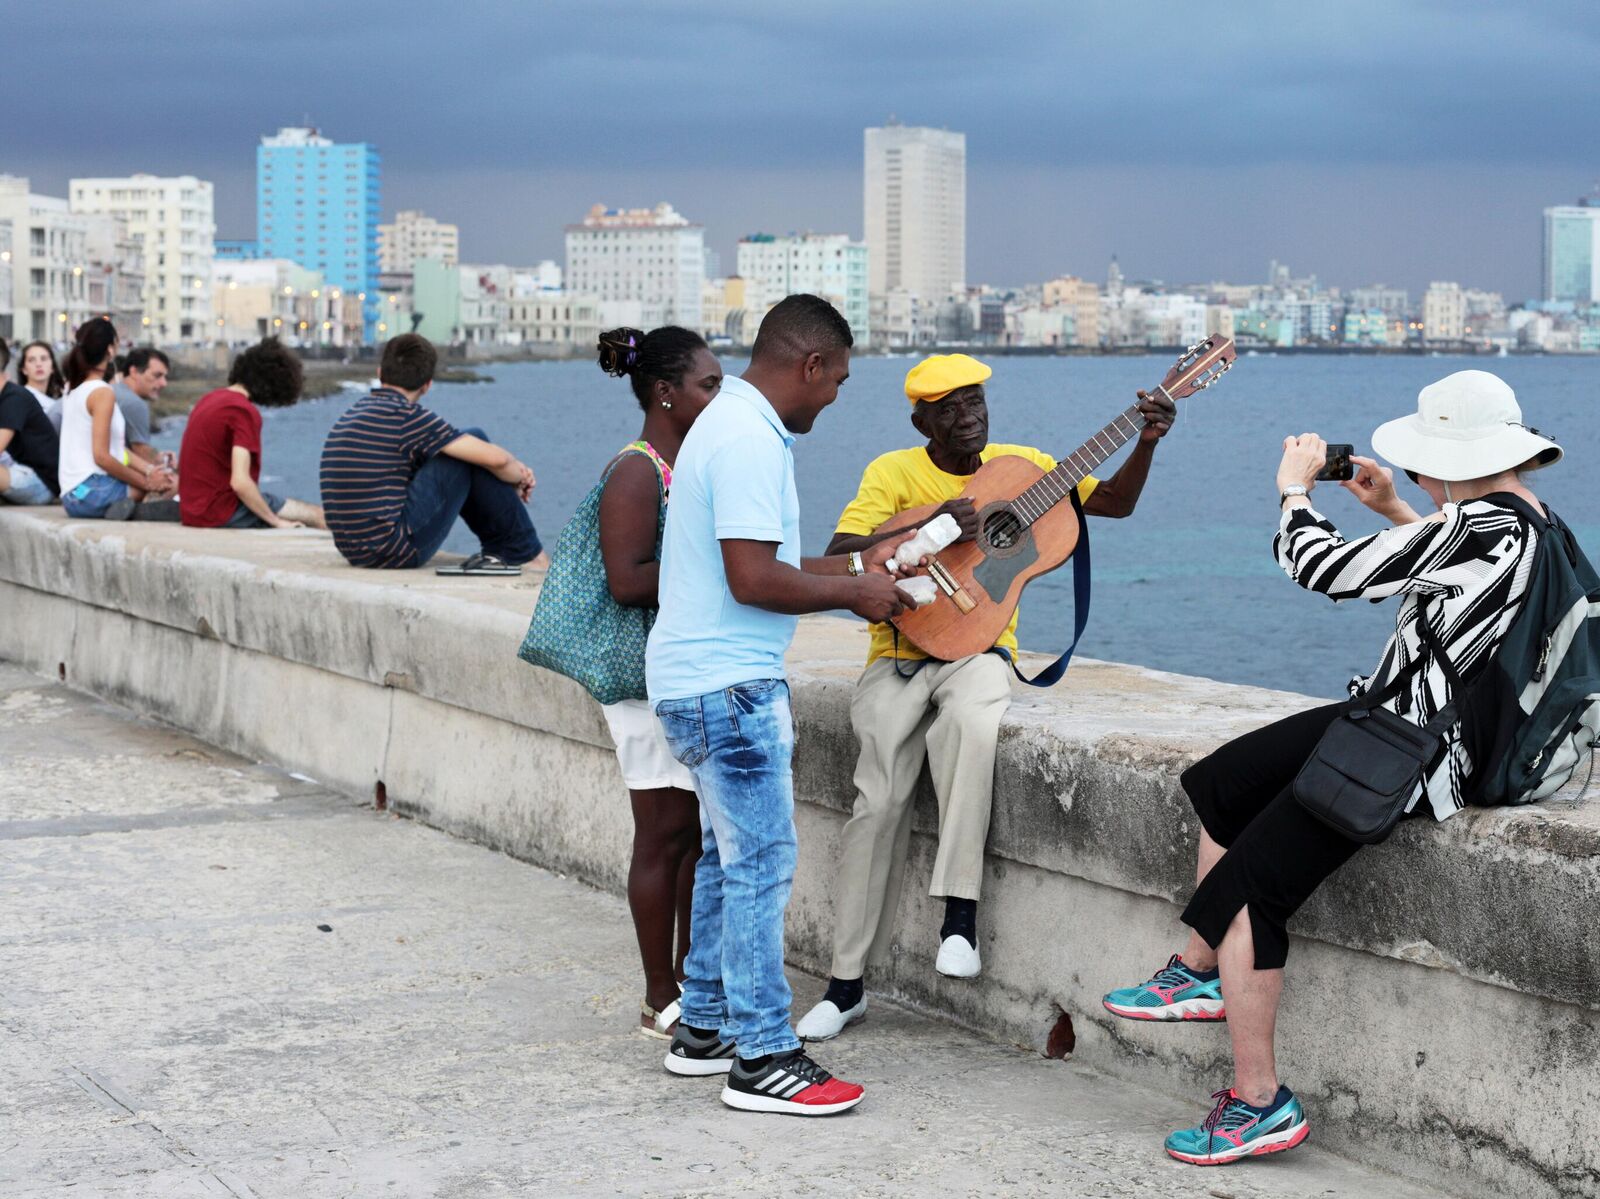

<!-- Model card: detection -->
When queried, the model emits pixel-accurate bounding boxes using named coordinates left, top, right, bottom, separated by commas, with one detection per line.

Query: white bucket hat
left=1371, top=370, right=1562, bottom=482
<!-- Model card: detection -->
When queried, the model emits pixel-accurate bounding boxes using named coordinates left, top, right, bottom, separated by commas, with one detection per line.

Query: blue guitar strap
left=992, top=484, right=1091, bottom=688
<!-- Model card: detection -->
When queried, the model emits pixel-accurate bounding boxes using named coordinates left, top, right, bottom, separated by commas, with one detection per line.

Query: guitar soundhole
left=983, top=508, right=1024, bottom=550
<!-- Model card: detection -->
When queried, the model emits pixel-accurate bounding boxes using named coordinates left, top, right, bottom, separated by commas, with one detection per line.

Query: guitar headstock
left=1158, top=335, right=1236, bottom=399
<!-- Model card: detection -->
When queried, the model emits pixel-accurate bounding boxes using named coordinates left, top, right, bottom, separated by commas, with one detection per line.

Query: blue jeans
left=62, top=473, right=129, bottom=517
left=225, top=491, right=286, bottom=528
left=402, top=427, right=542, bottom=566
left=656, top=679, right=799, bottom=1059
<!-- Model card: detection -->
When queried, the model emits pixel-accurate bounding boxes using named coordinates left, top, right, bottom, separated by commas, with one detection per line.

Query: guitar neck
left=1013, top=400, right=1147, bottom=521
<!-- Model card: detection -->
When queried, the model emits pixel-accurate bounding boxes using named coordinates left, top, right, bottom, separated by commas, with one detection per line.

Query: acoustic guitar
left=880, top=336, right=1237, bottom=662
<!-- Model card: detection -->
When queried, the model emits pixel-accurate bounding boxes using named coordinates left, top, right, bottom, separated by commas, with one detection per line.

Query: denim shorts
left=62, top=473, right=129, bottom=518
left=0, top=461, right=58, bottom=506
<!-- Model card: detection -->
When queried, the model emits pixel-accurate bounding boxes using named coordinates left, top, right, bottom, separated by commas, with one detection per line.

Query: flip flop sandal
left=640, top=998, right=681, bottom=1040
left=435, top=552, right=523, bottom=576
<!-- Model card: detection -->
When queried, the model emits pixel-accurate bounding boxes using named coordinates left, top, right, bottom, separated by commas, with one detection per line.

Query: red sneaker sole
left=720, top=1087, right=865, bottom=1116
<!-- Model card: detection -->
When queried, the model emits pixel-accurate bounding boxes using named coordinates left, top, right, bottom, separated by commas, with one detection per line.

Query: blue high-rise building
left=256, top=127, right=381, bottom=335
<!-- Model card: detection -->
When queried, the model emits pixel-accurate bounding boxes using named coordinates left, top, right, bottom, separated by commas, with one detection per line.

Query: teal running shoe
left=1102, top=954, right=1225, bottom=1021
left=1165, top=1085, right=1309, bottom=1165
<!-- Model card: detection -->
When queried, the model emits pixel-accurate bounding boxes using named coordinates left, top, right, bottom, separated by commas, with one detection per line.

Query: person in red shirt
left=179, top=339, right=325, bottom=530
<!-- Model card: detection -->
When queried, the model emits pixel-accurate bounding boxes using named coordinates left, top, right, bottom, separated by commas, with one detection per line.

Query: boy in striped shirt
left=319, top=334, right=544, bottom=572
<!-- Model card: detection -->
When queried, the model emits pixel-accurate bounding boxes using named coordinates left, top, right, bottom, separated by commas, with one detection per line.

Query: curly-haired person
left=178, top=338, right=326, bottom=529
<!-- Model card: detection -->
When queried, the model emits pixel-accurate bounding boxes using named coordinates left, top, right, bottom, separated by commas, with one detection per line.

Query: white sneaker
left=935, top=934, right=981, bottom=978
left=795, top=996, right=867, bottom=1041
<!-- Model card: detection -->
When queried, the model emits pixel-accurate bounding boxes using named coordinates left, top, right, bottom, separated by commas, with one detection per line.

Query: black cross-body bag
left=1293, top=605, right=1464, bottom=844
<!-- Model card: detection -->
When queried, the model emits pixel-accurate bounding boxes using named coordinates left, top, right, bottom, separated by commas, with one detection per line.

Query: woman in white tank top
left=57, top=319, right=176, bottom=517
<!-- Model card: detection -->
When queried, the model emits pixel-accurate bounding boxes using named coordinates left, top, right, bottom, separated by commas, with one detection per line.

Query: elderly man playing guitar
left=796, top=352, right=1177, bottom=1041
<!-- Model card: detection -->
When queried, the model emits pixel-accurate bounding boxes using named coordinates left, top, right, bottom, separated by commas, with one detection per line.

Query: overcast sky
left=9, top=1, right=1598, bottom=298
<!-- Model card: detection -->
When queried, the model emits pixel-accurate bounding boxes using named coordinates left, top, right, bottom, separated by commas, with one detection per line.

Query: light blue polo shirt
left=646, top=376, right=801, bottom=702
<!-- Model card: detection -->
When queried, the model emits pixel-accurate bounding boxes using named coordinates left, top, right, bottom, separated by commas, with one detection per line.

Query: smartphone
left=1317, top=443, right=1355, bottom=482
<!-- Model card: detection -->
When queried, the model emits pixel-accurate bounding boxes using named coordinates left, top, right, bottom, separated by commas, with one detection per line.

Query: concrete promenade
left=1, top=662, right=1450, bottom=1198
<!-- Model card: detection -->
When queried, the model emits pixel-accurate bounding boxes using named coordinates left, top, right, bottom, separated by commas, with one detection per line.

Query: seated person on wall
left=1100, top=372, right=1563, bottom=1166
left=57, top=318, right=178, bottom=519
left=17, top=340, right=66, bottom=431
left=319, top=333, right=546, bottom=572
left=0, top=338, right=63, bottom=506
left=795, top=353, right=1176, bottom=1042
left=178, top=338, right=326, bottom=531
left=114, top=348, right=174, bottom=471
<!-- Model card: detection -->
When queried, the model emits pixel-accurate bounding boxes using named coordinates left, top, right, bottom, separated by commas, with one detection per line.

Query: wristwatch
left=1279, top=484, right=1309, bottom=507
left=847, top=551, right=864, bottom=576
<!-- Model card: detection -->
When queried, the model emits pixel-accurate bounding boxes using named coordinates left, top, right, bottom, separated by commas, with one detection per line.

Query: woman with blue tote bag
left=521, top=327, right=723, bottom=1038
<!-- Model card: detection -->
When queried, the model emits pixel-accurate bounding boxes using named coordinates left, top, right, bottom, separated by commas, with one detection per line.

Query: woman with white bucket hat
left=1100, top=369, right=1562, bottom=1166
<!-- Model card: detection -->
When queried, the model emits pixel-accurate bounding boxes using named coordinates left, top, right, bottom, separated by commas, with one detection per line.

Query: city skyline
left=8, top=2, right=1599, bottom=298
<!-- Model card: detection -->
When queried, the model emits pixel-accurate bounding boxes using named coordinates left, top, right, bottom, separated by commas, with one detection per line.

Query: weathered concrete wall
left=2, top=507, right=1596, bottom=1198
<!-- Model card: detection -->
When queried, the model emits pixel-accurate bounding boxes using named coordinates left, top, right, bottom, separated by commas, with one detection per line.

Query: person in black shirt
left=0, top=339, right=62, bottom=504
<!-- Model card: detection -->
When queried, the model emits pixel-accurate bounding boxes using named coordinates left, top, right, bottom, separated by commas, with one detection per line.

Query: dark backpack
left=1457, top=495, right=1600, bottom=806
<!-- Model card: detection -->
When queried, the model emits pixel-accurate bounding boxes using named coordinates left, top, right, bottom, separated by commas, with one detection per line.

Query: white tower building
left=864, top=122, right=966, bottom=304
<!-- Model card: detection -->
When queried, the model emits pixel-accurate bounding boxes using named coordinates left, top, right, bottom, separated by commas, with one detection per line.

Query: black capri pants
left=1180, top=701, right=1372, bottom=971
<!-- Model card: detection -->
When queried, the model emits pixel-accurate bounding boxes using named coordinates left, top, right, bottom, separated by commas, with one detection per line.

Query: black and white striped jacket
left=1275, top=497, right=1539, bottom=820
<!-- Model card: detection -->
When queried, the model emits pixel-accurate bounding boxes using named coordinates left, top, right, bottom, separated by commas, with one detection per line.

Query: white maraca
left=894, top=576, right=939, bottom=608
left=890, top=513, right=962, bottom=572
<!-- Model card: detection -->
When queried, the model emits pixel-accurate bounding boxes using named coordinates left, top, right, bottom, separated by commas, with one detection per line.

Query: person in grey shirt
left=114, top=347, right=175, bottom=477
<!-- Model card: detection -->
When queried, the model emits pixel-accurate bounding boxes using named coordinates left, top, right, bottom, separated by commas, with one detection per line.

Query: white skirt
left=601, top=698, right=695, bottom=792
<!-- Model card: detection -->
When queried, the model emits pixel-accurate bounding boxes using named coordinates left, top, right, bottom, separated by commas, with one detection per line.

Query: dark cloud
left=7, top=1, right=1595, bottom=296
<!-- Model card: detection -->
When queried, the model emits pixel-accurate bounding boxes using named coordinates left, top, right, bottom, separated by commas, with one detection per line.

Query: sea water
left=155, top=353, right=1597, bottom=698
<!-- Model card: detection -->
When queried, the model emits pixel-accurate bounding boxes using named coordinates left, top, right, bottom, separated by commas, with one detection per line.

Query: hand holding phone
left=1317, top=443, right=1355, bottom=482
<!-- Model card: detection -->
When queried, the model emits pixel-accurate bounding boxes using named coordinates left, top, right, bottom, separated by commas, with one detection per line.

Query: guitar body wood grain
left=876, top=454, right=1081, bottom=661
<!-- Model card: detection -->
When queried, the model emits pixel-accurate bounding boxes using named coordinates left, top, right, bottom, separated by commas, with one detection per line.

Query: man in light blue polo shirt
left=649, top=295, right=914, bottom=1117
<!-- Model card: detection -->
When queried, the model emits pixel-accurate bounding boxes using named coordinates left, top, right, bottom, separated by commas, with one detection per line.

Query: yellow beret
left=904, top=353, right=993, bottom=406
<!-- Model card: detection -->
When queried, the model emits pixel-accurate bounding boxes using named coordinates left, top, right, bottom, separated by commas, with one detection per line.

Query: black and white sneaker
left=721, top=1049, right=865, bottom=1116
left=663, top=1024, right=738, bottom=1076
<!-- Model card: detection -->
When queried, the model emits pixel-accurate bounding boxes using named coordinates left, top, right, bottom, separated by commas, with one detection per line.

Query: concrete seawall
left=3, top=507, right=1596, bottom=1198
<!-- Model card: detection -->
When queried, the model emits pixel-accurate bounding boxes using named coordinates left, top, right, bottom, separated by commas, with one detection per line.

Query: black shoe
left=662, top=1024, right=737, bottom=1076
left=103, top=498, right=137, bottom=521
left=721, top=1049, right=864, bottom=1116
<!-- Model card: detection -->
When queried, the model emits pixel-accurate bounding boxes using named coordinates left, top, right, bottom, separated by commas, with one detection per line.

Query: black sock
left=683, top=1023, right=718, bottom=1039
left=823, top=976, right=864, bottom=1011
left=738, top=1053, right=773, bottom=1070
left=941, top=897, right=978, bottom=948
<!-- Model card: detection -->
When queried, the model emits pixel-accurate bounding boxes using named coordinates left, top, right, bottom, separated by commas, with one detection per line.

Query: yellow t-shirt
left=835, top=444, right=1098, bottom=665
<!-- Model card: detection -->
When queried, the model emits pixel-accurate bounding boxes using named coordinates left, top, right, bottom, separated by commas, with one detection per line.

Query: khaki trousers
left=830, top=653, right=1013, bottom=980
